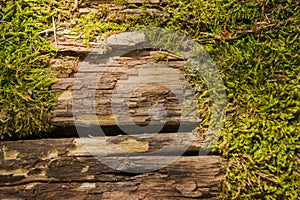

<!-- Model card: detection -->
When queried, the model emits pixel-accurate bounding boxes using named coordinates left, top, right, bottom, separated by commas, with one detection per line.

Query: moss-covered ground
left=1, top=0, right=299, bottom=199
left=0, top=0, right=57, bottom=138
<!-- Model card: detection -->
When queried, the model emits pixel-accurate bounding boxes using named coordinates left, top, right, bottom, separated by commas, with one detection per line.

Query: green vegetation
left=61, top=0, right=300, bottom=199
left=1, top=0, right=299, bottom=199
left=0, top=0, right=57, bottom=138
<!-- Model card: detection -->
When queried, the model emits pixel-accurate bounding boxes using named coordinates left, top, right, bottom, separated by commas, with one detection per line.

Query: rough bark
left=48, top=0, right=199, bottom=132
left=0, top=136, right=224, bottom=199
left=51, top=47, right=198, bottom=132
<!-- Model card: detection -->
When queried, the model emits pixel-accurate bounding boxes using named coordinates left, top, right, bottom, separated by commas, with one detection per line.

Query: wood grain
left=0, top=136, right=224, bottom=199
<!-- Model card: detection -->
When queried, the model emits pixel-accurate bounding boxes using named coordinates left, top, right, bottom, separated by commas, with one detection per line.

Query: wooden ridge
left=0, top=136, right=224, bottom=199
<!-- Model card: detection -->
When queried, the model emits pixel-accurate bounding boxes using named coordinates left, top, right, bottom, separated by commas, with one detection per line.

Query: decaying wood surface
left=50, top=42, right=199, bottom=130
left=48, top=0, right=200, bottom=131
left=0, top=136, right=224, bottom=199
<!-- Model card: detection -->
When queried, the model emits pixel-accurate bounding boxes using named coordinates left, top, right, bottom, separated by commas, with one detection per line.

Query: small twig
left=198, top=39, right=216, bottom=43
left=278, top=29, right=289, bottom=36
left=158, top=50, right=183, bottom=60
left=265, top=14, right=271, bottom=24
left=52, top=16, right=57, bottom=49
left=0, top=20, right=9, bottom=24
left=199, top=32, right=215, bottom=37
left=37, top=28, right=54, bottom=35
left=74, top=0, right=79, bottom=11
left=214, top=23, right=276, bottom=41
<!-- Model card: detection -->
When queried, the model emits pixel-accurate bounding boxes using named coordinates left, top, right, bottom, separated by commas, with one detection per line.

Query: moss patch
left=0, top=0, right=57, bottom=139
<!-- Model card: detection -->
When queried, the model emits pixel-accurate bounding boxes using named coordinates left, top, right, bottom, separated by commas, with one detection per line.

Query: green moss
left=71, top=9, right=129, bottom=45
left=1, top=0, right=299, bottom=199
left=0, top=0, right=58, bottom=139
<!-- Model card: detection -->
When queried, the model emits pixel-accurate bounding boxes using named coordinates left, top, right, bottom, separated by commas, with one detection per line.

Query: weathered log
left=47, top=1, right=200, bottom=132
left=0, top=136, right=224, bottom=199
left=50, top=42, right=199, bottom=132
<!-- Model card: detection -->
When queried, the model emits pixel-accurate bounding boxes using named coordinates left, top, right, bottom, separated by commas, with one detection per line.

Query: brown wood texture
left=0, top=136, right=224, bottom=200
left=49, top=0, right=196, bottom=131
left=50, top=47, right=199, bottom=131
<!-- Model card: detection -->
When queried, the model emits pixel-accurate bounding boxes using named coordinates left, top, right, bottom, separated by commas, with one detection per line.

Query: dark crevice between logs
left=52, top=122, right=197, bottom=137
